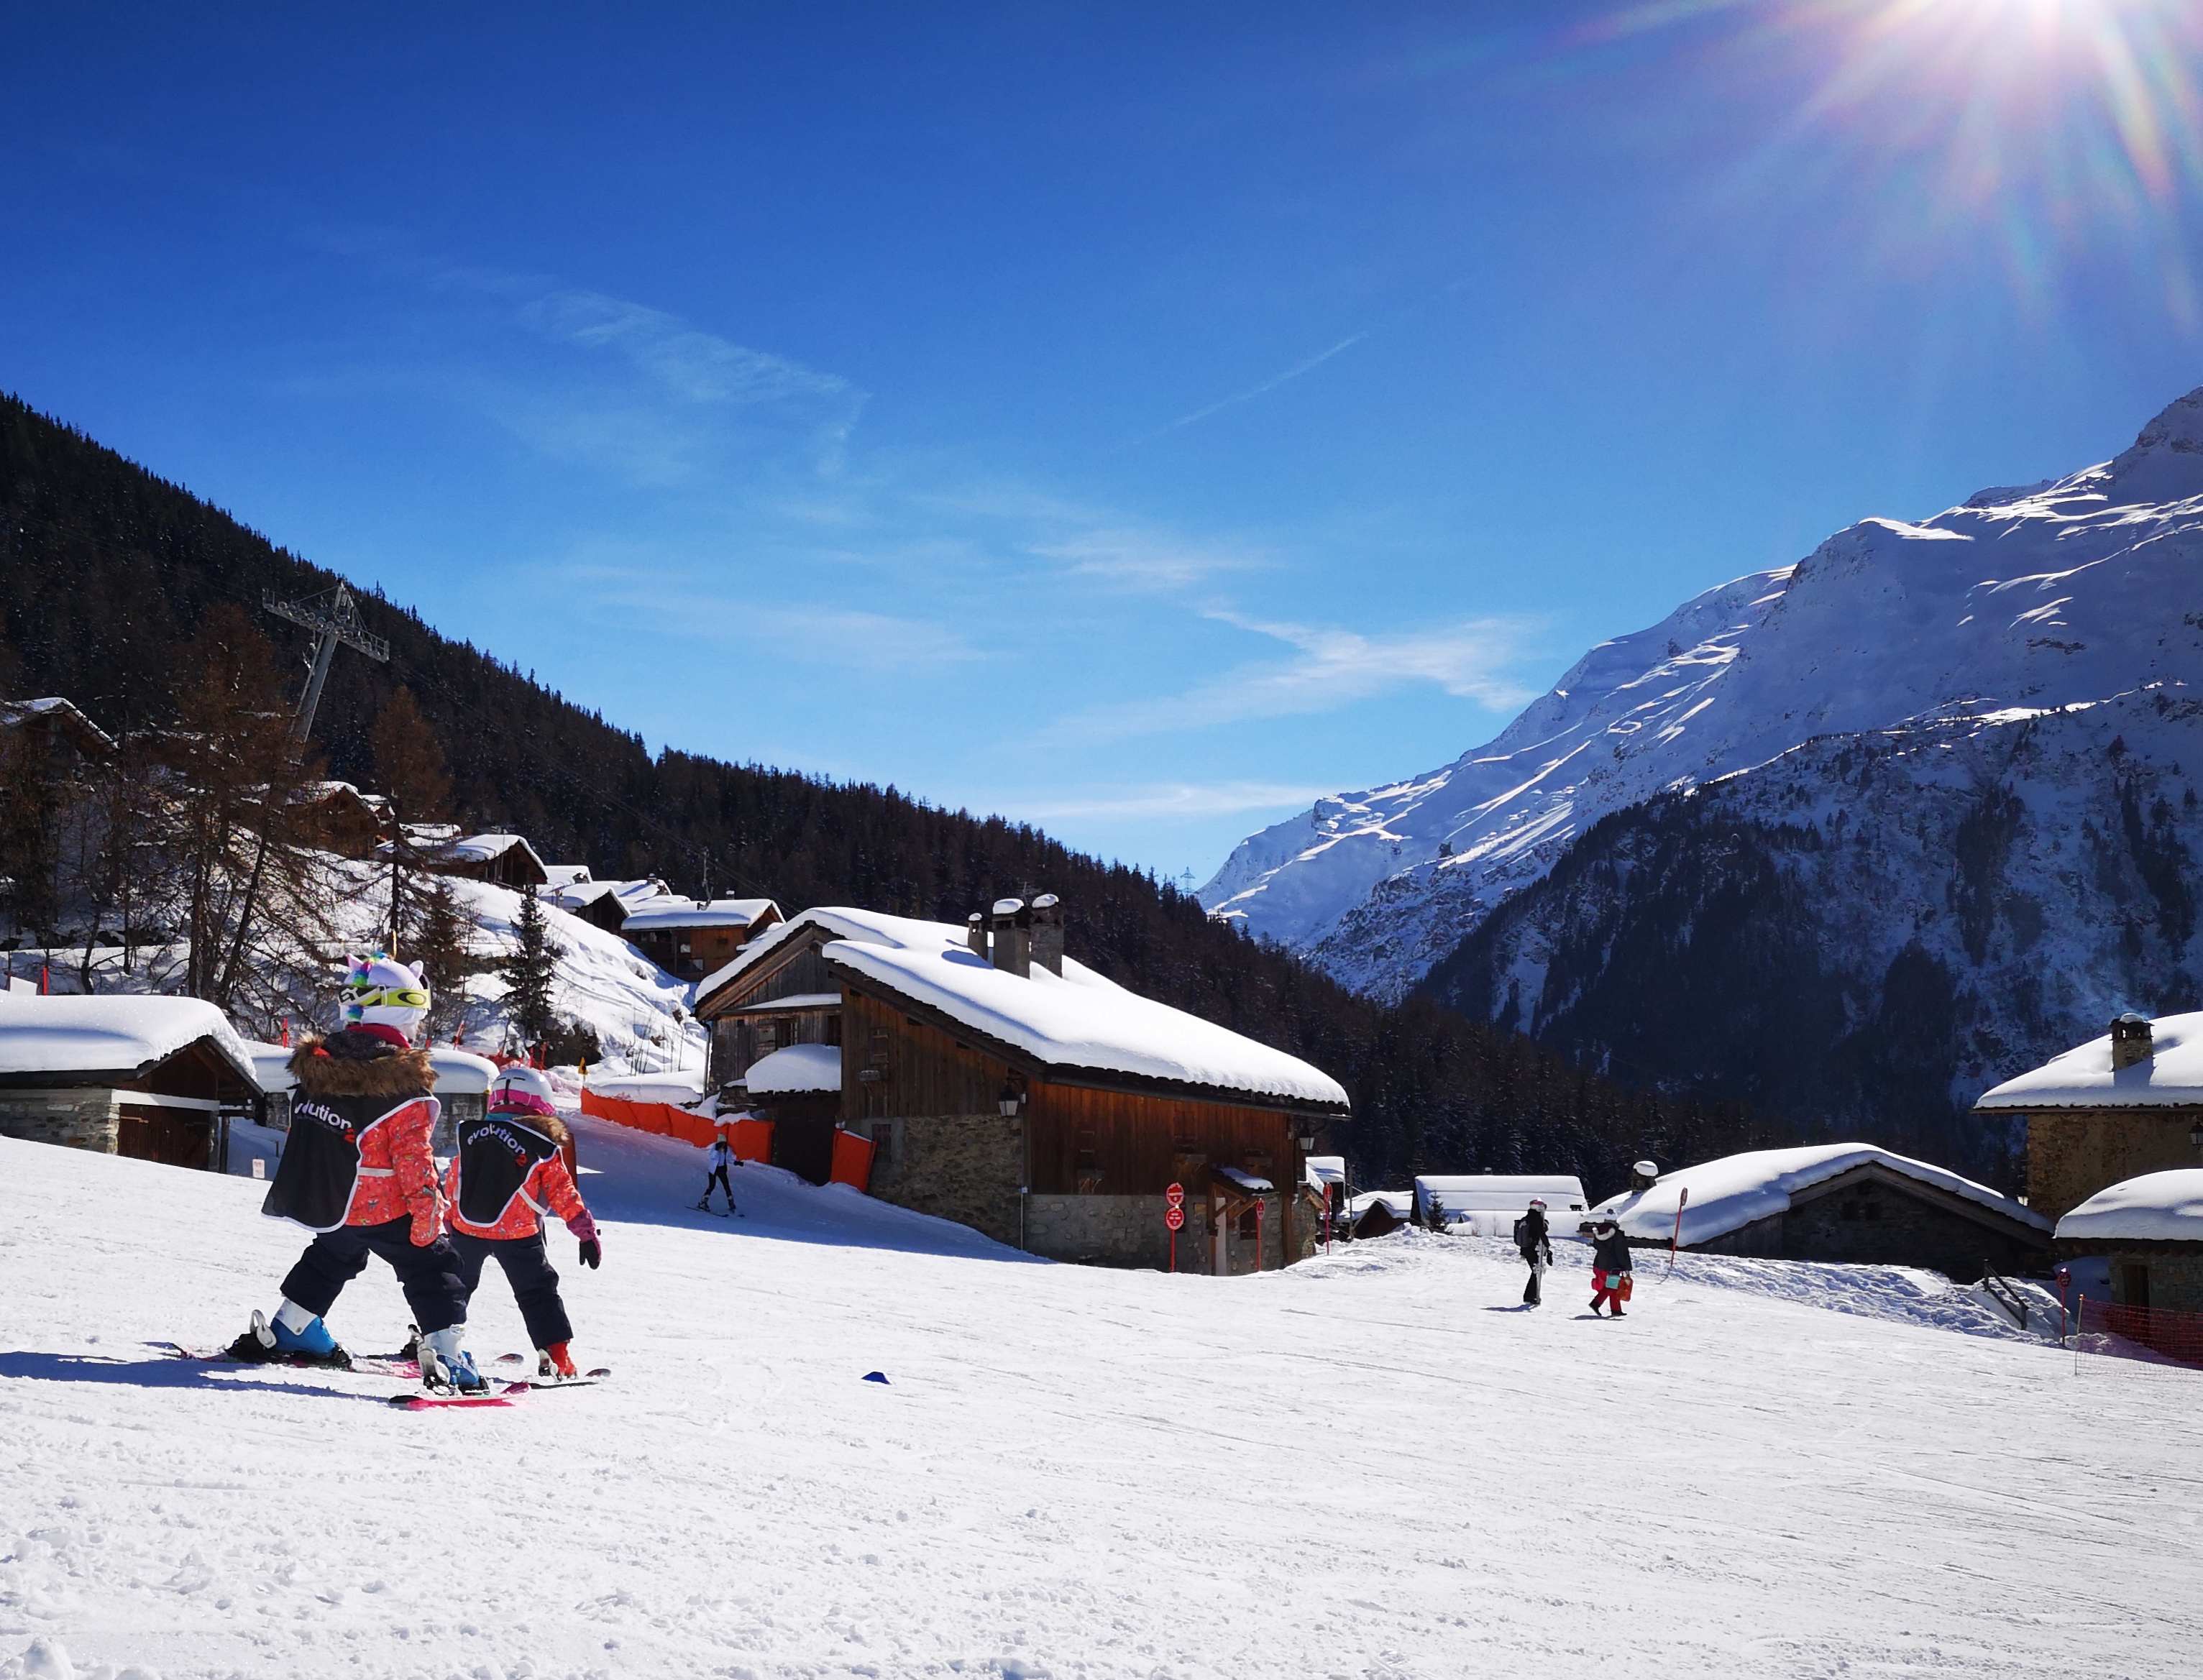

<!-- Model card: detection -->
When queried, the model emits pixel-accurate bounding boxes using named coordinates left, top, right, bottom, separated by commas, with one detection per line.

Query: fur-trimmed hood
left=290, top=1033, right=437, bottom=1099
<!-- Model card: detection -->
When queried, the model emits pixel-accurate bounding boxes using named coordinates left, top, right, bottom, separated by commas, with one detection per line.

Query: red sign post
left=1666, top=1186, right=1690, bottom=1276
left=1165, top=1182, right=1185, bottom=1272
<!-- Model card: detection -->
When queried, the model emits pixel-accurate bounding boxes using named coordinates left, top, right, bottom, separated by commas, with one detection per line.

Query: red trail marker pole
left=1164, top=1181, right=1185, bottom=1274
left=1666, top=1187, right=1690, bottom=1277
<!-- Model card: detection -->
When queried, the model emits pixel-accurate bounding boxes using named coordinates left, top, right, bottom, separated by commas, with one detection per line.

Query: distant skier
left=1516, top=1197, right=1554, bottom=1305
left=230, top=955, right=484, bottom=1393
left=1588, top=1216, right=1634, bottom=1317
left=443, top=1064, right=600, bottom=1380
left=697, top=1132, right=737, bottom=1214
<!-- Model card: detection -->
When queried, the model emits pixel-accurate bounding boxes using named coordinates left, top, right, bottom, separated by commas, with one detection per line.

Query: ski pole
left=1666, top=1187, right=1689, bottom=1277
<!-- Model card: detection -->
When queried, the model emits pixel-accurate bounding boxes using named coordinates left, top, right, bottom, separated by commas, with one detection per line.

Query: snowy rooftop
left=241, top=1039, right=499, bottom=1094
left=2055, top=1170, right=2203, bottom=1245
left=0, top=695, right=117, bottom=755
left=1348, top=1190, right=1413, bottom=1218
left=1975, top=1012, right=2203, bottom=1109
left=1213, top=1165, right=1275, bottom=1194
left=741, top=1042, right=842, bottom=1096
left=0, top=996, right=257, bottom=1089
left=541, top=863, right=594, bottom=889
left=586, top=1068, right=710, bottom=1105
left=620, top=896, right=781, bottom=933
left=1415, top=1174, right=1588, bottom=1216
left=699, top=904, right=1347, bottom=1108
left=1305, top=1155, right=1346, bottom=1190
left=1590, top=1145, right=2050, bottom=1245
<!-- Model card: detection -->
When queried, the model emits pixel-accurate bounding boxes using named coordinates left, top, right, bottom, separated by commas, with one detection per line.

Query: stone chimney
left=1029, top=893, right=1064, bottom=976
left=966, top=912, right=987, bottom=959
left=989, top=897, right=1030, bottom=978
left=2111, top=1011, right=2154, bottom=1072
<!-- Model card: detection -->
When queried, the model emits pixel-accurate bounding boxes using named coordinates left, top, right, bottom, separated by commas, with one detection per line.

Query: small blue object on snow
left=863, top=1370, right=889, bottom=1384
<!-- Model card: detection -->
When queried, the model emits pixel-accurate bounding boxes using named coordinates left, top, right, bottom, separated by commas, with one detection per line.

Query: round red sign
left=1164, top=1206, right=1186, bottom=1231
left=1165, top=1182, right=1185, bottom=1207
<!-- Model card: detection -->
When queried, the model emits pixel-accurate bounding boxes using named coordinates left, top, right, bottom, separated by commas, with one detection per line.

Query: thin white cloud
left=1005, top=781, right=1337, bottom=821
left=1054, top=612, right=1539, bottom=741
left=520, top=289, right=861, bottom=413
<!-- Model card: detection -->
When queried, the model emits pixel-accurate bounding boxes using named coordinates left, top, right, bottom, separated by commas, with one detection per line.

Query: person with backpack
left=230, top=954, right=483, bottom=1395
left=697, top=1130, right=737, bottom=1214
left=1589, top=1216, right=1635, bottom=1317
left=442, top=1064, right=600, bottom=1380
left=1515, top=1197, right=1554, bottom=1305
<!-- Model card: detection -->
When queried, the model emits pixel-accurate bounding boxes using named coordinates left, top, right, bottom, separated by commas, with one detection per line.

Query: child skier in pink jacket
left=443, top=1063, right=601, bottom=1379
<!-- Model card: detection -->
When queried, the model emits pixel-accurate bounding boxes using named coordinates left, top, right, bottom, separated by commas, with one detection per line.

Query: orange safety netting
left=2071, top=1296, right=2203, bottom=1371
left=579, top=1088, right=774, bottom=1160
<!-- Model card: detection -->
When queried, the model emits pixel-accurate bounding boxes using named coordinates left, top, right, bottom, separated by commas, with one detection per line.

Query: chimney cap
left=991, top=896, right=1024, bottom=917
left=1031, top=892, right=1059, bottom=910
left=966, top=912, right=984, bottom=925
left=2117, top=1011, right=2152, bottom=1024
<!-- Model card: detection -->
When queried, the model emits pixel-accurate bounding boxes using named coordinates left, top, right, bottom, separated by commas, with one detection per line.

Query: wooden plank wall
left=841, top=991, right=1009, bottom=1123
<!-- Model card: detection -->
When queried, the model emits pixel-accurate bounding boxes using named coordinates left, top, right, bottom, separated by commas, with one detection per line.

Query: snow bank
left=1590, top=1144, right=2049, bottom=1245
left=1976, top=1011, right=2203, bottom=1108
left=741, top=1042, right=841, bottom=1095
left=0, top=994, right=257, bottom=1088
left=2056, top=1170, right=2203, bottom=1243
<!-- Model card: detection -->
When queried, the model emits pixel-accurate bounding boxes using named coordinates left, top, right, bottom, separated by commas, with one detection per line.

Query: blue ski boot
left=228, top=1304, right=351, bottom=1369
left=419, top=1326, right=488, bottom=1395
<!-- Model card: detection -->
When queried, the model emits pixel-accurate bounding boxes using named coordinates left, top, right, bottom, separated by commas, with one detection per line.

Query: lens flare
left=1572, top=0, right=2203, bottom=318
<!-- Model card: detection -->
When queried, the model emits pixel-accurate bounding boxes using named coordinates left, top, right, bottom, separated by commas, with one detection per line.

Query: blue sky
left=4, top=2, right=2199, bottom=884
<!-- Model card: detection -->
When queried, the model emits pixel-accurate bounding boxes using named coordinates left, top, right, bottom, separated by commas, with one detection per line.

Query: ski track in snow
left=2, top=1124, right=2199, bottom=1680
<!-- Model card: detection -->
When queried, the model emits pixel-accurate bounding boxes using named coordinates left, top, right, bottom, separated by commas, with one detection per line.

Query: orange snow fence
left=578, top=1088, right=769, bottom=1154
left=829, top=1126, right=876, bottom=1190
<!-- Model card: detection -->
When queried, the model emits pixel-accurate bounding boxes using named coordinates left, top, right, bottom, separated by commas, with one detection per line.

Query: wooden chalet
left=1976, top=1011, right=2203, bottom=1221
left=621, top=896, right=782, bottom=979
left=696, top=899, right=1351, bottom=1272
left=0, top=696, right=117, bottom=769
left=0, top=995, right=260, bottom=1171
left=293, top=781, right=389, bottom=860
left=387, top=829, right=551, bottom=890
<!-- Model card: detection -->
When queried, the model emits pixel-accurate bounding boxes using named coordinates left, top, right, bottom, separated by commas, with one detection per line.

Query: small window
left=1237, top=1207, right=1260, bottom=1240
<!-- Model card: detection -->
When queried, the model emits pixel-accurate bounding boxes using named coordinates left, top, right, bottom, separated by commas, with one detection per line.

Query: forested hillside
left=0, top=393, right=1794, bottom=1195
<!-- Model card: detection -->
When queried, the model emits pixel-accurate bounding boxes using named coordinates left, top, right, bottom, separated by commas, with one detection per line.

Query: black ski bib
left=454, top=1116, right=562, bottom=1230
left=262, top=1089, right=432, bottom=1233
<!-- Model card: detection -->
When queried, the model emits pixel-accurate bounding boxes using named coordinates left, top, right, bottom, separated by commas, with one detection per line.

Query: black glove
left=579, top=1237, right=601, bottom=1270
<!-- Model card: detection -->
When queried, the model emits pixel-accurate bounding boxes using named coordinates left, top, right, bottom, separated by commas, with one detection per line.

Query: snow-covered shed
left=1414, top=1174, right=1588, bottom=1238
left=695, top=899, right=1350, bottom=1272
left=0, top=694, right=116, bottom=766
left=543, top=874, right=671, bottom=937
left=1974, top=1011, right=2203, bottom=1222
left=0, top=995, right=259, bottom=1170
left=2053, top=1170, right=2203, bottom=1314
left=1348, top=1189, right=1414, bottom=1239
left=390, top=830, right=550, bottom=890
left=1588, top=1145, right=2050, bottom=1282
left=620, top=896, right=783, bottom=978
left=291, top=781, right=388, bottom=859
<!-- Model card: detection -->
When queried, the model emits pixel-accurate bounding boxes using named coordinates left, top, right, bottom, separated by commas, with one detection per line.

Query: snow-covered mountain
left=1202, top=385, right=2203, bottom=1013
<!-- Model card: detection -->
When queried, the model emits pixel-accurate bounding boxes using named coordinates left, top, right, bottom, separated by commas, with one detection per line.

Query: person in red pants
left=444, top=1063, right=600, bottom=1379
left=1589, top=1217, right=1635, bottom=1317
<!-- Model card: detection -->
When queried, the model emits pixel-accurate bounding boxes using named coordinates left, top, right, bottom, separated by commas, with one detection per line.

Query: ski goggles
left=345, top=985, right=429, bottom=1011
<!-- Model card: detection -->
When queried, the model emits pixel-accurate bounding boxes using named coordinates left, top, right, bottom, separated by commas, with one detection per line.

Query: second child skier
left=230, top=955, right=484, bottom=1394
left=1589, top=1216, right=1635, bottom=1317
left=444, top=1064, right=602, bottom=1380
left=1516, top=1196, right=1554, bottom=1305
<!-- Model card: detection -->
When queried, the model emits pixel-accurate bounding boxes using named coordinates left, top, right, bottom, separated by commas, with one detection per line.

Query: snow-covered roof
left=701, top=904, right=1347, bottom=1108
left=1974, top=1012, right=2203, bottom=1109
left=449, top=833, right=542, bottom=866
left=1214, top=1165, right=1275, bottom=1193
left=541, top=863, right=594, bottom=889
left=697, top=905, right=949, bottom=1003
left=725, top=991, right=841, bottom=1014
left=240, top=1039, right=500, bottom=1094
left=2055, top=1170, right=2203, bottom=1245
left=1305, top=1155, right=1346, bottom=1190
left=741, top=1042, right=842, bottom=1096
left=586, top=1068, right=710, bottom=1105
left=1348, top=1190, right=1413, bottom=1218
left=0, top=996, right=257, bottom=1089
left=1589, top=1145, right=2050, bottom=1244
left=1414, top=1175, right=1587, bottom=1217
left=620, top=896, right=780, bottom=933
left=0, top=695, right=117, bottom=756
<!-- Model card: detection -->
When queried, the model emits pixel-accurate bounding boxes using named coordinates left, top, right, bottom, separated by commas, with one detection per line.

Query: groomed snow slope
left=4, top=1134, right=2201, bottom=1679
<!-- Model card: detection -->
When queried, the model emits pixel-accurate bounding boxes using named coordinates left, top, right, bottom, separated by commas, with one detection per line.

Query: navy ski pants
left=450, top=1230, right=574, bottom=1349
left=281, top=1217, right=469, bottom=1335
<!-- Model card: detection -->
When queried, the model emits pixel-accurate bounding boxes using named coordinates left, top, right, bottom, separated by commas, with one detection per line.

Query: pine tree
left=499, top=888, right=562, bottom=1053
left=413, top=877, right=477, bottom=1042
